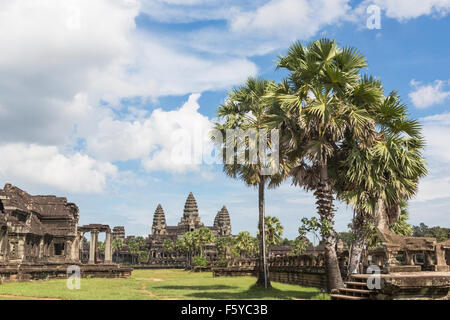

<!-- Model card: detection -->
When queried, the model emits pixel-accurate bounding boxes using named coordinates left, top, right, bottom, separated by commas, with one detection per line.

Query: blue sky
left=0, top=0, right=449, bottom=240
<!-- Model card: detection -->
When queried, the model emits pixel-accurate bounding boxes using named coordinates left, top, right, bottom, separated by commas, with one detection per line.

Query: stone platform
left=332, top=272, right=450, bottom=300
left=0, top=263, right=133, bottom=282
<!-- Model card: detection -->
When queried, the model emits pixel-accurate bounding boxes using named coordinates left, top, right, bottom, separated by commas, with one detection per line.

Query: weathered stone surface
left=0, top=184, right=131, bottom=280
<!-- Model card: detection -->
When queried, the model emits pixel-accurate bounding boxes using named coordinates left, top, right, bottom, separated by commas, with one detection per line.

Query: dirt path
left=138, top=283, right=178, bottom=300
left=135, top=278, right=164, bottom=281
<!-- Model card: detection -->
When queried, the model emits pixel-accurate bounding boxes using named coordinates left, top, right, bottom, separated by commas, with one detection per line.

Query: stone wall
left=0, top=263, right=132, bottom=282
left=212, top=254, right=332, bottom=290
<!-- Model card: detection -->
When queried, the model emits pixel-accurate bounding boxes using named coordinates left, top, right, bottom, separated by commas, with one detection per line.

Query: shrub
left=192, top=255, right=208, bottom=267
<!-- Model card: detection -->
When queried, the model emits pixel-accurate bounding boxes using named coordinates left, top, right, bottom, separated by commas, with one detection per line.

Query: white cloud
left=413, top=113, right=450, bottom=202
left=0, top=143, right=117, bottom=193
left=409, top=80, right=450, bottom=108
left=368, top=0, right=450, bottom=21
left=0, top=0, right=256, bottom=147
left=86, top=94, right=215, bottom=174
left=230, top=0, right=350, bottom=38
left=140, top=0, right=352, bottom=56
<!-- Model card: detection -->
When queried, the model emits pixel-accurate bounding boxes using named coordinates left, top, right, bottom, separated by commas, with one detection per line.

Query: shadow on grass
left=154, top=283, right=322, bottom=300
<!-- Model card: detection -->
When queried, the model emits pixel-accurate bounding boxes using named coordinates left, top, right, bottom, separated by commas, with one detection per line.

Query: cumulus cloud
left=409, top=80, right=450, bottom=108
left=0, top=0, right=256, bottom=147
left=86, top=94, right=215, bottom=173
left=413, top=113, right=450, bottom=202
left=368, top=0, right=450, bottom=21
left=230, top=0, right=351, bottom=38
left=0, top=143, right=117, bottom=193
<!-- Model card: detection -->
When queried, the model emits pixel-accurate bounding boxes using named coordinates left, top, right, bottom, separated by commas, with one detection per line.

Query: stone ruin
left=0, top=184, right=131, bottom=282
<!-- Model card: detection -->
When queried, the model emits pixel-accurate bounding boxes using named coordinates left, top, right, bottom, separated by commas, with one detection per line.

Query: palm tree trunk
left=315, top=163, right=344, bottom=291
left=256, top=175, right=271, bottom=288
left=347, top=210, right=366, bottom=278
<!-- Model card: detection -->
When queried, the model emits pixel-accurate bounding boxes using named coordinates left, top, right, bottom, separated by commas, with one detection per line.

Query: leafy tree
left=412, top=223, right=450, bottom=242
left=138, top=250, right=149, bottom=264
left=192, top=255, right=209, bottom=267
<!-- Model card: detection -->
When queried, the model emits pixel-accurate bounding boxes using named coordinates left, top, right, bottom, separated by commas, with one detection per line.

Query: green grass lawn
left=0, top=269, right=329, bottom=300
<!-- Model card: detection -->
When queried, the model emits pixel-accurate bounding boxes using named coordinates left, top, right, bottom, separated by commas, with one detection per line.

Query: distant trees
left=127, top=236, right=146, bottom=265
left=412, top=223, right=450, bottom=242
left=175, top=228, right=216, bottom=268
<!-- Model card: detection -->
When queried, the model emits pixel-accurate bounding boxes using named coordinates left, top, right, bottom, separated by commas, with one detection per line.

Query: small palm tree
left=261, top=216, right=284, bottom=248
left=112, top=238, right=124, bottom=263
left=213, top=77, right=288, bottom=289
left=234, top=231, right=258, bottom=258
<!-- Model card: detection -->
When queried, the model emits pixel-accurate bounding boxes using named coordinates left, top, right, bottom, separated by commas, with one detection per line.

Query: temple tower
left=152, top=204, right=167, bottom=235
left=214, top=205, right=232, bottom=236
left=178, top=192, right=204, bottom=233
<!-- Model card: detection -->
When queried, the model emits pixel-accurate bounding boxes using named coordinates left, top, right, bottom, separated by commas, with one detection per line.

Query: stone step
left=330, top=294, right=366, bottom=300
left=339, top=288, right=371, bottom=296
left=345, top=281, right=368, bottom=288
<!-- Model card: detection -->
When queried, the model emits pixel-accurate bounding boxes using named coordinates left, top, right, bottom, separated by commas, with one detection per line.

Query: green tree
left=192, top=228, right=216, bottom=256
left=213, top=77, right=287, bottom=288
left=127, top=238, right=141, bottom=265
left=216, top=236, right=238, bottom=260
left=112, top=238, right=124, bottom=263
left=234, top=231, right=258, bottom=258
left=138, top=250, right=149, bottom=264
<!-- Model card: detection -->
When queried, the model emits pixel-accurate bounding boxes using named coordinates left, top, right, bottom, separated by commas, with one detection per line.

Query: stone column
left=104, top=232, right=112, bottom=264
left=89, top=231, right=98, bottom=264
left=0, top=230, right=4, bottom=262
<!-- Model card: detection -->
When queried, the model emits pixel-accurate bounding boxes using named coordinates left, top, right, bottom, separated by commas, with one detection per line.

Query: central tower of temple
left=177, top=192, right=204, bottom=232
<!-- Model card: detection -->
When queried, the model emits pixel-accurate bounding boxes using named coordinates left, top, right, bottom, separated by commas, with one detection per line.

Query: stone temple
left=147, top=192, right=232, bottom=263
left=0, top=184, right=131, bottom=281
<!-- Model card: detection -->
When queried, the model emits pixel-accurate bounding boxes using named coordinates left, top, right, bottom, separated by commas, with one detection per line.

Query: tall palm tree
left=213, top=77, right=288, bottom=288
left=266, top=39, right=383, bottom=290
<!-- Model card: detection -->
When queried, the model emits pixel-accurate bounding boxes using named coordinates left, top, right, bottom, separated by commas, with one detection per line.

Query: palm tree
left=216, top=236, right=237, bottom=260
left=112, top=238, right=124, bottom=263
left=262, top=216, right=284, bottom=247
left=336, top=112, right=426, bottom=275
left=127, top=238, right=140, bottom=265
left=192, top=228, right=215, bottom=257
left=266, top=39, right=384, bottom=290
left=213, top=77, right=287, bottom=289
left=234, top=231, right=258, bottom=258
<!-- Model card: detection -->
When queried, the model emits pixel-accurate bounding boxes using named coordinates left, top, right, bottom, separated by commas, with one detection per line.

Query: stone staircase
left=330, top=276, right=374, bottom=300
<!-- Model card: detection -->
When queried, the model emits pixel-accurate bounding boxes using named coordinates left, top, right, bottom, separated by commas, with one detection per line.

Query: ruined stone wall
left=212, top=254, right=333, bottom=290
